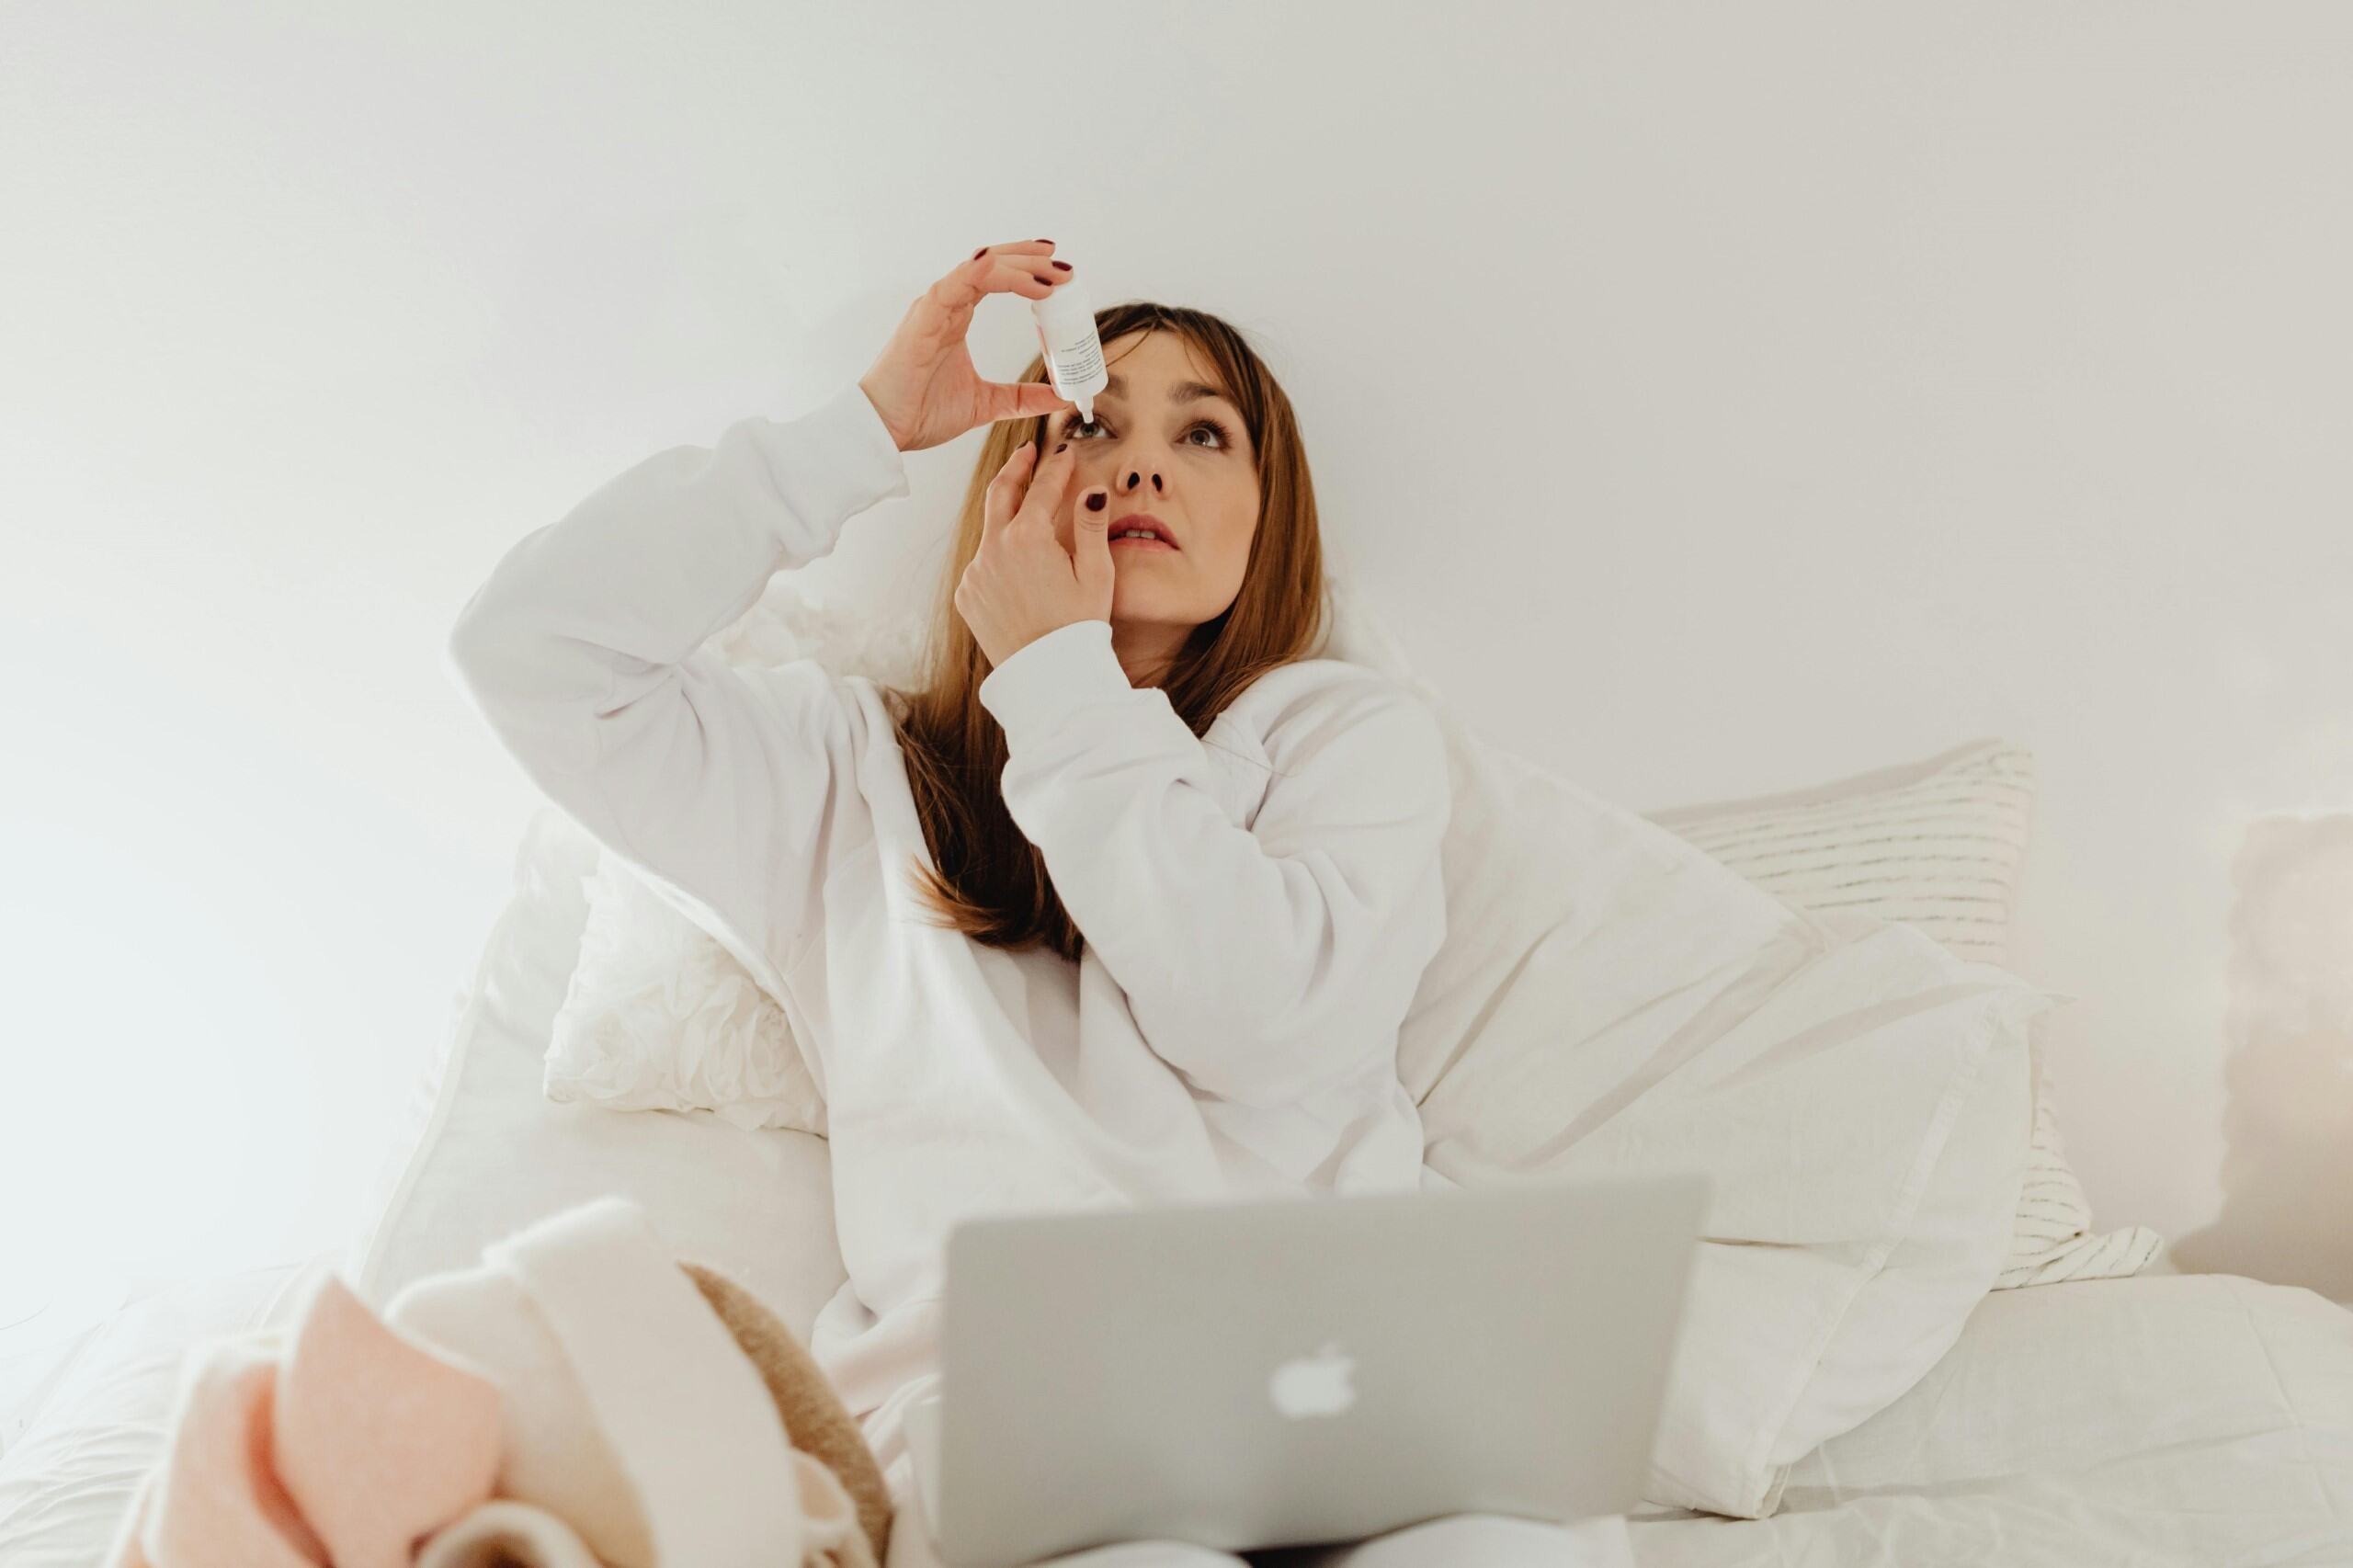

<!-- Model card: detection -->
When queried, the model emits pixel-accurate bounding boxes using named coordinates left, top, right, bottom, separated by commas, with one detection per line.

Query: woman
left=449, top=242, right=1623, bottom=1566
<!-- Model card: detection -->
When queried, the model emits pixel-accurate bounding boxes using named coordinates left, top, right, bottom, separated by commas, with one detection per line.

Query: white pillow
left=1318, top=563, right=2155, bottom=1293
left=1643, top=738, right=2165, bottom=1289
left=545, top=846, right=826, bottom=1135
left=1375, top=747, right=2044, bottom=1514
left=1313, top=579, right=2057, bottom=1517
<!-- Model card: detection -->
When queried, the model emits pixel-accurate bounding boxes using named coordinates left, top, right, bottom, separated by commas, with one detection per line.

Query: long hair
left=873, top=301, right=1328, bottom=960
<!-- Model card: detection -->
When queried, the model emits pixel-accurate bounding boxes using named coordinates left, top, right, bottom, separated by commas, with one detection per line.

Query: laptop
left=910, top=1171, right=1711, bottom=1568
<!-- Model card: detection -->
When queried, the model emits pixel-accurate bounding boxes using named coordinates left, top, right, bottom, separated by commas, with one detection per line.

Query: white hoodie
left=445, top=380, right=1452, bottom=1486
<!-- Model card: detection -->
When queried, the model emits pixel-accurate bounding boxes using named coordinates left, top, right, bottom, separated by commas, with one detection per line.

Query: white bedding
left=1627, top=1271, right=2353, bottom=1565
left=345, top=806, right=847, bottom=1335
left=7, top=805, right=2351, bottom=1565
left=11, top=1264, right=2348, bottom=1568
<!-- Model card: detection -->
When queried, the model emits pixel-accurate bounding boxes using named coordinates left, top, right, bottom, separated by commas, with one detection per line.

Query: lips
left=1108, top=512, right=1178, bottom=550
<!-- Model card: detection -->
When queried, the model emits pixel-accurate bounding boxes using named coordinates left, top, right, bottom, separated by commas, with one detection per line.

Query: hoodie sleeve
left=446, top=381, right=912, bottom=984
left=976, top=619, right=1452, bottom=1109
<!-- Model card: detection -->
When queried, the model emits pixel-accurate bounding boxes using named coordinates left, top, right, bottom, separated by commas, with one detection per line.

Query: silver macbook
left=913, top=1171, right=1711, bottom=1567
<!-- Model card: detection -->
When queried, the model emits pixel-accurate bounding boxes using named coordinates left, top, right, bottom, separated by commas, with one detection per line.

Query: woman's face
left=1042, top=330, right=1260, bottom=682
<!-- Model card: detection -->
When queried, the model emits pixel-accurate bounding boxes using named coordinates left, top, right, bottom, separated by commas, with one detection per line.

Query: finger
left=921, top=258, right=1053, bottom=355
left=980, top=441, right=1038, bottom=543
left=970, top=240, right=1056, bottom=262
left=983, top=440, right=1040, bottom=537
left=1014, top=441, right=1079, bottom=533
left=940, top=255, right=1063, bottom=314
left=1071, top=482, right=1114, bottom=598
left=924, top=242, right=1069, bottom=362
left=989, top=255, right=1064, bottom=299
left=980, top=376, right=1076, bottom=426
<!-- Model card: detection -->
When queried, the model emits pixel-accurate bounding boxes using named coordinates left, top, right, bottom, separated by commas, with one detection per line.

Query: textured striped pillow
left=1643, top=737, right=2165, bottom=1289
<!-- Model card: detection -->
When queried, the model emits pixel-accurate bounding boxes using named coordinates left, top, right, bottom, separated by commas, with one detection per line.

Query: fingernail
left=973, top=247, right=987, bottom=259
left=1085, top=491, right=1107, bottom=512
left=1036, top=238, right=1052, bottom=244
left=1051, top=260, right=1072, bottom=271
left=1054, top=441, right=1068, bottom=453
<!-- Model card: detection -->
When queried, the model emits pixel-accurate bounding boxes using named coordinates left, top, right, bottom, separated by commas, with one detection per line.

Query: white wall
left=5, top=1, right=2347, bottom=1302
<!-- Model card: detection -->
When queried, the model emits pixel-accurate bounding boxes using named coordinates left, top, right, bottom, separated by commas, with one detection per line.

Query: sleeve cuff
left=976, top=619, right=1137, bottom=744
left=754, top=381, right=913, bottom=546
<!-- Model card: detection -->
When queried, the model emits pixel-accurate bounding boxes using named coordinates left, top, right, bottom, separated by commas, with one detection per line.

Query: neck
left=1110, top=619, right=1187, bottom=688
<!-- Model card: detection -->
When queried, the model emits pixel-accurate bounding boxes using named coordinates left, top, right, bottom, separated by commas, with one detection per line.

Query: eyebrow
left=1099, top=372, right=1237, bottom=411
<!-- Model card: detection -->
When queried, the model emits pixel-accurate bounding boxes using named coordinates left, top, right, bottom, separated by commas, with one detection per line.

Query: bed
left=6, top=801, right=2351, bottom=1567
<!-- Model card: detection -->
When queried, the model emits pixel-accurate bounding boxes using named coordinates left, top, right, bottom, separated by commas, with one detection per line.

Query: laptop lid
left=932, top=1171, right=1710, bottom=1568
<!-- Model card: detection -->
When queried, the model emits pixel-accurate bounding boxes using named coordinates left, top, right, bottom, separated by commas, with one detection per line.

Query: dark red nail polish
left=1036, top=238, right=1052, bottom=244
left=1085, top=492, right=1107, bottom=512
left=1051, top=260, right=1072, bottom=271
left=973, top=247, right=987, bottom=259
left=1054, top=442, right=1068, bottom=453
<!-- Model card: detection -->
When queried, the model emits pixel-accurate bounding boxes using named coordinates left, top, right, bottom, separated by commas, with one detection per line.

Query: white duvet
left=10, top=1260, right=2351, bottom=1567
left=5, top=806, right=2351, bottom=1564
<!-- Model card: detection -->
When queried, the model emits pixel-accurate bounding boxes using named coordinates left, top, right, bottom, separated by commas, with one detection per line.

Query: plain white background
left=4, top=2, right=2347, bottom=1311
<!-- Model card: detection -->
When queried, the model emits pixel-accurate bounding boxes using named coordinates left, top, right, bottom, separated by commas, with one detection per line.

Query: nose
left=1111, top=449, right=1165, bottom=499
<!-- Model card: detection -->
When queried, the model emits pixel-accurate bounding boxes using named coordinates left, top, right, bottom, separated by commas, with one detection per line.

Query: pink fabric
left=106, top=1276, right=503, bottom=1568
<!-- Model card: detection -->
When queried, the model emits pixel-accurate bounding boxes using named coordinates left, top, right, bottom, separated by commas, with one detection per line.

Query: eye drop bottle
left=1031, top=273, right=1107, bottom=425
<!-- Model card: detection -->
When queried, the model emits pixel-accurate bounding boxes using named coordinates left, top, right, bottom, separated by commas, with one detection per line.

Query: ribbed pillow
left=1643, top=737, right=2165, bottom=1289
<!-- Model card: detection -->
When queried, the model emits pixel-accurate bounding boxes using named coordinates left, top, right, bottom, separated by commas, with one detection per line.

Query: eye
left=1063, top=414, right=1235, bottom=450
left=1188, top=417, right=1235, bottom=449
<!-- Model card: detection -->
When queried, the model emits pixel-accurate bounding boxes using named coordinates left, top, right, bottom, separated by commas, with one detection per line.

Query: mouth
left=1108, top=513, right=1179, bottom=551
left=1109, top=535, right=1178, bottom=552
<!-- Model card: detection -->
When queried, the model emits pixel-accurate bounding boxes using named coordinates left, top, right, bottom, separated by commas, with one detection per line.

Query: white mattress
left=7, top=804, right=2351, bottom=1565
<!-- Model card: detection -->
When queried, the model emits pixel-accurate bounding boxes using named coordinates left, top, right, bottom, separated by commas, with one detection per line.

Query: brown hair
left=874, top=301, right=1328, bottom=960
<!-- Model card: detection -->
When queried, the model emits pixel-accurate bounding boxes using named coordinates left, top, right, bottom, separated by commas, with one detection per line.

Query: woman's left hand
left=955, top=438, right=1115, bottom=670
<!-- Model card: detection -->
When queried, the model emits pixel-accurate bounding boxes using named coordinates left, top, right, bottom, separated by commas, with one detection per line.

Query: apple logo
left=1268, top=1341, right=1358, bottom=1420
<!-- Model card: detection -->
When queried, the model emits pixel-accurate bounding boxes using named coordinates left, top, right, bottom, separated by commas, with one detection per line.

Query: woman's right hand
left=856, top=241, right=1079, bottom=455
